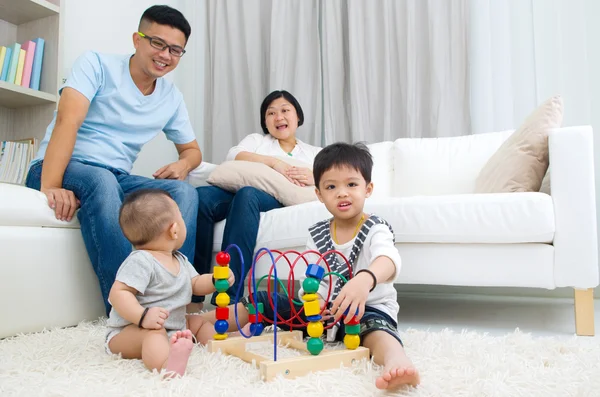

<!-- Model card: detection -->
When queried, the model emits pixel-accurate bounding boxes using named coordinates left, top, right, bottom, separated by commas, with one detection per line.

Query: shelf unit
left=0, top=0, right=61, bottom=141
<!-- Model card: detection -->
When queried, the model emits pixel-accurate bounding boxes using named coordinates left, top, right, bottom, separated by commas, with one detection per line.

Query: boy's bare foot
left=164, top=330, right=194, bottom=377
left=375, top=359, right=420, bottom=390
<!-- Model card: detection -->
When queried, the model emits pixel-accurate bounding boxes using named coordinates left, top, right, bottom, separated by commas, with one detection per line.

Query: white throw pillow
left=207, top=157, right=317, bottom=206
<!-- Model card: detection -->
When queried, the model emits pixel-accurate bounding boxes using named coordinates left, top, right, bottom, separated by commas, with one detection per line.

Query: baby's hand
left=142, top=307, right=169, bottom=329
left=227, top=268, right=235, bottom=287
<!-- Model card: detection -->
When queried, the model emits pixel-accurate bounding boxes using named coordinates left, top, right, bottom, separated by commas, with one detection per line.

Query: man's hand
left=141, top=307, right=169, bottom=329
left=329, top=272, right=373, bottom=323
left=153, top=160, right=190, bottom=180
left=286, top=166, right=314, bottom=187
left=41, top=186, right=80, bottom=222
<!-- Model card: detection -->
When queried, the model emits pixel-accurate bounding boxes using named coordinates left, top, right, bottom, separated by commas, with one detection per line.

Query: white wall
left=61, top=0, right=194, bottom=177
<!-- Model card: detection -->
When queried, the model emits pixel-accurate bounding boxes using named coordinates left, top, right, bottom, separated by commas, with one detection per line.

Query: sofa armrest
left=186, top=162, right=218, bottom=187
left=550, top=126, right=599, bottom=288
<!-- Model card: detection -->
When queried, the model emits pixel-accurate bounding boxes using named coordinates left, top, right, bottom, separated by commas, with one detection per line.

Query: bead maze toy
left=207, top=245, right=370, bottom=381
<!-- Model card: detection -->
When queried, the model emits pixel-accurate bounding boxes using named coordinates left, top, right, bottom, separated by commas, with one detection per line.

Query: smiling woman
left=193, top=90, right=322, bottom=305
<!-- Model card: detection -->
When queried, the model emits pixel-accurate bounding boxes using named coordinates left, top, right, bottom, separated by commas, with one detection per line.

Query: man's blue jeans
left=25, top=160, right=199, bottom=315
left=194, top=186, right=282, bottom=304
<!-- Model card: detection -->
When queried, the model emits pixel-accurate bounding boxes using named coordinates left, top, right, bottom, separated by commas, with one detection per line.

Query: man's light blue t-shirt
left=34, top=51, right=195, bottom=174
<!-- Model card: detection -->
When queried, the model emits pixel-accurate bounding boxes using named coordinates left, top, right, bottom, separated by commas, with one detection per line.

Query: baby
left=105, top=188, right=233, bottom=377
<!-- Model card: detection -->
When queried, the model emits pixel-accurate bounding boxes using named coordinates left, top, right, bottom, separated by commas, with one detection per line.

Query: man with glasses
left=25, top=5, right=201, bottom=315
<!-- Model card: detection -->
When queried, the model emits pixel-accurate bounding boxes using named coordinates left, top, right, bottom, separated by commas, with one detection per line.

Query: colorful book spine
left=14, top=49, right=26, bottom=85
left=29, top=38, right=45, bottom=90
left=20, top=41, right=36, bottom=89
left=6, top=43, right=21, bottom=84
left=0, top=47, right=12, bottom=81
left=0, top=47, right=6, bottom=79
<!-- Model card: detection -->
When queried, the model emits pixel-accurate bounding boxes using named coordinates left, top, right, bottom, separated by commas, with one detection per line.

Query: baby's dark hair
left=119, top=189, right=177, bottom=246
left=313, top=142, right=373, bottom=188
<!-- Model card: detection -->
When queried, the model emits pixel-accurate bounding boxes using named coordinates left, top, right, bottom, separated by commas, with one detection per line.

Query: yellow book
left=0, top=47, right=6, bottom=76
left=14, top=49, right=26, bottom=85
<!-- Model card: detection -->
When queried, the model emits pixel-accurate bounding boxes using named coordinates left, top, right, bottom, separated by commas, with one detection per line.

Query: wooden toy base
left=207, top=330, right=370, bottom=381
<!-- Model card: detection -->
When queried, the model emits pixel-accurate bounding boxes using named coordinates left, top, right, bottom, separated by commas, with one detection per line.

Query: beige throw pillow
left=206, top=157, right=317, bottom=206
left=475, top=95, right=563, bottom=193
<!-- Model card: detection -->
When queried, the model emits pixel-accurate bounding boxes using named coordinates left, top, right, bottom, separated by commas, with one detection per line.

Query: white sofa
left=1, top=126, right=597, bottom=339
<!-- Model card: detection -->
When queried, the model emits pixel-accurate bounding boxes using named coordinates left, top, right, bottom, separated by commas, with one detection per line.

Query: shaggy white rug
left=1, top=320, right=599, bottom=397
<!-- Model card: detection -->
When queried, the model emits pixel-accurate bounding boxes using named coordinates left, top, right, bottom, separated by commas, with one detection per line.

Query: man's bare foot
left=164, top=330, right=194, bottom=377
left=375, top=363, right=420, bottom=390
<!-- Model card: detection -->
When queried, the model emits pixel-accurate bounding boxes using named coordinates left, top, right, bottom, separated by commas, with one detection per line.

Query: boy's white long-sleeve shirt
left=299, top=222, right=401, bottom=322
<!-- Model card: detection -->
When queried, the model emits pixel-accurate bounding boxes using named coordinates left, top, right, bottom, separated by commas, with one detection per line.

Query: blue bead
left=306, top=264, right=325, bottom=281
left=344, top=307, right=359, bottom=316
left=214, top=319, right=229, bottom=334
left=250, top=322, right=264, bottom=336
left=306, top=314, right=322, bottom=322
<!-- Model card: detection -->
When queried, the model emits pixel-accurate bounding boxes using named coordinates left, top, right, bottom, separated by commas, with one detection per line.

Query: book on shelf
left=0, top=39, right=45, bottom=90
left=0, top=46, right=12, bottom=81
left=0, top=138, right=40, bottom=185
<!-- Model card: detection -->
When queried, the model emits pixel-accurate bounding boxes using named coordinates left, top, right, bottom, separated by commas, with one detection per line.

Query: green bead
left=247, top=302, right=264, bottom=315
left=306, top=337, right=324, bottom=355
left=302, top=277, right=320, bottom=294
left=344, top=324, right=360, bottom=335
left=214, top=279, right=229, bottom=293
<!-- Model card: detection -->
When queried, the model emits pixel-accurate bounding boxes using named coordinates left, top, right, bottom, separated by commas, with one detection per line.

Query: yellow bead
left=303, top=300, right=320, bottom=317
left=344, top=334, right=360, bottom=350
left=213, top=266, right=229, bottom=280
left=215, top=292, right=230, bottom=307
left=307, top=321, right=324, bottom=338
left=213, top=333, right=228, bottom=340
left=302, top=293, right=318, bottom=302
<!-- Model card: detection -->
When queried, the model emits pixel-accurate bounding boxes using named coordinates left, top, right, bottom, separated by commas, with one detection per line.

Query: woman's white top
left=226, top=133, right=321, bottom=165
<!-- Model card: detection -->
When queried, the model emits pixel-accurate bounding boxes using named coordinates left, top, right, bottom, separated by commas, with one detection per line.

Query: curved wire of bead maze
left=207, top=244, right=370, bottom=381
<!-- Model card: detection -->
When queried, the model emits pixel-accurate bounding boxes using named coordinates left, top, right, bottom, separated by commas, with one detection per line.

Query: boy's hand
left=142, top=307, right=169, bottom=329
left=330, top=273, right=373, bottom=323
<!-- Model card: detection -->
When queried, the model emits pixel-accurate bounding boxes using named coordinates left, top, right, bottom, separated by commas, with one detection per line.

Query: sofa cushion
left=392, top=130, right=513, bottom=196
left=475, top=95, right=563, bottom=193
left=212, top=192, right=555, bottom=251
left=207, top=157, right=317, bottom=206
left=0, top=183, right=80, bottom=228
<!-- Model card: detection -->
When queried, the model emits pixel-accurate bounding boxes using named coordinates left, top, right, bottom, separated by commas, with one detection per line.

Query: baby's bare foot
left=375, top=366, right=420, bottom=390
left=164, top=330, right=194, bottom=377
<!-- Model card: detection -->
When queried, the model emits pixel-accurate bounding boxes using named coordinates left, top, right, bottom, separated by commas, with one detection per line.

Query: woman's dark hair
left=260, top=90, right=304, bottom=134
left=139, top=5, right=191, bottom=43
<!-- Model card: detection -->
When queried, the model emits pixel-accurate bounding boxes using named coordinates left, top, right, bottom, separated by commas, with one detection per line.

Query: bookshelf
left=0, top=0, right=61, bottom=142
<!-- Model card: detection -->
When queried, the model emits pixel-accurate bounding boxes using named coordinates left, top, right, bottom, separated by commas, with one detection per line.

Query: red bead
left=248, top=313, right=263, bottom=323
left=346, top=316, right=360, bottom=326
left=216, top=251, right=230, bottom=266
left=216, top=307, right=229, bottom=320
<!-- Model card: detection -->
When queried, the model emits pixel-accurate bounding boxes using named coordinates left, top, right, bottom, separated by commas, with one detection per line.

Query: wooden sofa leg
left=574, top=288, right=595, bottom=336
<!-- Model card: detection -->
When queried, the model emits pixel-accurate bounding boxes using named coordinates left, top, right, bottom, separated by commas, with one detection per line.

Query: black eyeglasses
left=137, top=32, right=186, bottom=57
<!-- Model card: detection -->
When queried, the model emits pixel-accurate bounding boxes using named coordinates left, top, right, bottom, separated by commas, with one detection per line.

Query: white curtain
left=321, top=0, right=471, bottom=143
left=179, top=0, right=322, bottom=163
left=468, top=0, right=592, bottom=134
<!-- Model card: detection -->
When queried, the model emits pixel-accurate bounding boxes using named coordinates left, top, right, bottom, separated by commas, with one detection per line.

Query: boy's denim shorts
left=242, top=291, right=403, bottom=347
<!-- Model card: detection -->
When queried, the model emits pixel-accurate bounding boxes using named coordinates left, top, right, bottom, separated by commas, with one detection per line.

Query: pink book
left=20, top=41, right=36, bottom=88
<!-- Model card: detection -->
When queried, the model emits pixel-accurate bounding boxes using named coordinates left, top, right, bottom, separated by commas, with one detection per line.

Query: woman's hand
left=286, top=166, right=314, bottom=187
left=272, top=160, right=302, bottom=186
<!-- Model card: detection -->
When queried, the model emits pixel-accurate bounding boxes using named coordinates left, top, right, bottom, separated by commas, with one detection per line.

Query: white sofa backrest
left=392, top=129, right=514, bottom=196
left=367, top=141, right=394, bottom=198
